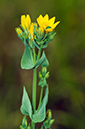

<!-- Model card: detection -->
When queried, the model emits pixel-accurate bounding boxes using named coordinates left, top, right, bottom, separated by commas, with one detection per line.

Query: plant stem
left=31, top=49, right=41, bottom=129
left=37, top=49, right=41, bottom=61
left=32, top=68, right=37, bottom=129
left=33, top=48, right=36, bottom=62
left=37, top=87, right=43, bottom=111
left=32, top=68, right=37, bottom=113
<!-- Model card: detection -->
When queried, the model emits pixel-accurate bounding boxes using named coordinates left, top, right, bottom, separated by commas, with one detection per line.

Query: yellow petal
left=44, top=14, right=49, bottom=21
left=48, top=17, right=55, bottom=26
left=43, top=14, right=49, bottom=28
left=52, top=21, right=60, bottom=29
left=37, top=15, right=43, bottom=26
left=25, top=14, right=31, bottom=29
left=21, top=15, right=26, bottom=30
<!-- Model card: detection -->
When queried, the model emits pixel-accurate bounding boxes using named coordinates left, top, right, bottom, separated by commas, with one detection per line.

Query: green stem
left=31, top=49, right=41, bottom=129
left=37, top=87, right=43, bottom=111
left=33, top=48, right=36, bottom=62
left=32, top=68, right=37, bottom=113
left=32, top=68, right=37, bottom=129
left=37, top=49, right=41, bottom=61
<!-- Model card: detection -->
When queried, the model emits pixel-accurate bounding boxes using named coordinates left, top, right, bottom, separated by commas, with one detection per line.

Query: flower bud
left=22, top=116, right=28, bottom=127
left=39, top=72, right=42, bottom=79
left=46, top=109, right=52, bottom=121
left=15, top=27, right=23, bottom=39
left=48, top=32, right=56, bottom=41
left=41, top=67, right=47, bottom=77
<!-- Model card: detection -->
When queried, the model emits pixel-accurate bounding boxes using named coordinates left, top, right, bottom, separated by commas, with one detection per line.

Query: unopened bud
left=46, top=109, right=52, bottom=121
left=45, top=72, right=49, bottom=79
left=39, top=72, right=42, bottom=79
left=22, top=116, right=28, bottom=127
left=41, top=67, right=47, bottom=76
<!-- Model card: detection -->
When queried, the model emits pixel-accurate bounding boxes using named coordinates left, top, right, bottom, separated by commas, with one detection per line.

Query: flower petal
left=37, top=15, right=43, bottom=26
left=48, top=17, right=55, bottom=26
left=26, top=14, right=31, bottom=29
left=52, top=21, right=60, bottom=29
left=44, top=14, right=49, bottom=23
left=21, top=15, right=26, bottom=30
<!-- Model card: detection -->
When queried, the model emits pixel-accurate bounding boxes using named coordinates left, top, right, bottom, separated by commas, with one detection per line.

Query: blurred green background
left=0, top=0, right=85, bottom=129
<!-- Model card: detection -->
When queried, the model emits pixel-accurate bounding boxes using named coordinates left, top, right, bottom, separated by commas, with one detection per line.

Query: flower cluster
left=16, top=14, right=60, bottom=49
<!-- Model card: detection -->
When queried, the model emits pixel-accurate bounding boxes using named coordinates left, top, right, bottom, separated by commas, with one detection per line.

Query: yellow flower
left=29, top=23, right=34, bottom=40
left=16, top=27, right=22, bottom=37
left=37, top=14, right=60, bottom=33
left=21, top=14, right=31, bottom=30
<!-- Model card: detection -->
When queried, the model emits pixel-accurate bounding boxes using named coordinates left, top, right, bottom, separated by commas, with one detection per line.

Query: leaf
left=34, top=51, right=49, bottom=68
left=21, top=47, right=49, bottom=70
left=20, top=86, right=32, bottom=118
left=23, top=39, right=30, bottom=47
left=39, top=79, right=47, bottom=87
left=20, top=105, right=29, bottom=116
left=41, top=52, right=49, bottom=67
left=21, top=47, right=34, bottom=69
left=32, top=86, right=49, bottom=123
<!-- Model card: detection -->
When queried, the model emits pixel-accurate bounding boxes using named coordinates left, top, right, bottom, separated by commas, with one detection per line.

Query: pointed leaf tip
left=20, top=86, right=32, bottom=118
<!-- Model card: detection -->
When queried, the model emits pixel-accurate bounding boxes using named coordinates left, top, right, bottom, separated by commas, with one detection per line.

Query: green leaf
left=20, top=86, right=32, bottom=118
left=23, top=39, right=30, bottom=47
left=21, top=47, right=34, bottom=69
left=20, top=105, right=29, bottom=116
left=41, top=52, right=49, bottom=67
left=44, top=119, right=54, bottom=128
left=49, top=119, right=55, bottom=126
left=32, top=86, right=49, bottom=123
left=34, top=51, right=49, bottom=68
left=39, top=79, right=47, bottom=87
left=20, top=125, right=24, bottom=129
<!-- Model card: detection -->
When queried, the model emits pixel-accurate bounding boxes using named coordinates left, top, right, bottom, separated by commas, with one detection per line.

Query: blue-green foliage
left=20, top=87, right=32, bottom=118
left=32, top=86, right=48, bottom=123
left=21, top=47, right=49, bottom=70
left=20, top=86, right=48, bottom=123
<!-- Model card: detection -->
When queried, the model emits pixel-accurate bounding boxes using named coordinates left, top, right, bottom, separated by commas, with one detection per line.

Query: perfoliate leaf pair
left=20, top=86, right=49, bottom=123
left=21, top=46, right=49, bottom=70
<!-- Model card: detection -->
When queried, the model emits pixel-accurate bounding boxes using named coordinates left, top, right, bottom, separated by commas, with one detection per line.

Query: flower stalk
left=32, top=68, right=37, bottom=114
